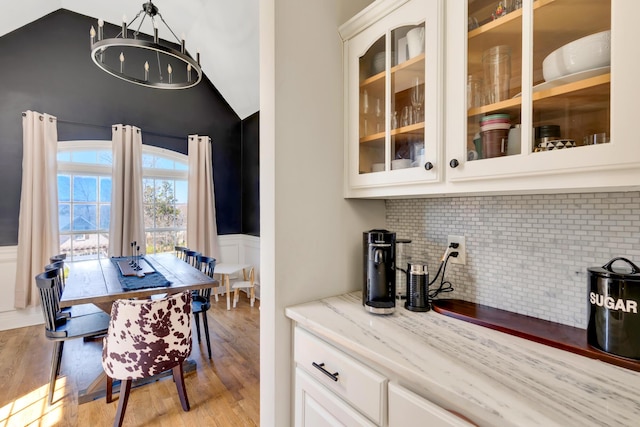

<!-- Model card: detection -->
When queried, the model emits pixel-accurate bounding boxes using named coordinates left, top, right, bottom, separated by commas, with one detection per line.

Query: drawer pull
left=312, top=362, right=339, bottom=382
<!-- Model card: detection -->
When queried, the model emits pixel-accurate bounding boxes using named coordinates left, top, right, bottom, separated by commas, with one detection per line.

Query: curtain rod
left=22, top=112, right=189, bottom=141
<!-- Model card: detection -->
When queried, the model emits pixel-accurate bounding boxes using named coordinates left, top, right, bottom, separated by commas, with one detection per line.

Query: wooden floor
left=0, top=294, right=260, bottom=427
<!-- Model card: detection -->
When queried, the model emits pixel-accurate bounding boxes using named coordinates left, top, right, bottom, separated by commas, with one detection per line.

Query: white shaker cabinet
left=340, top=0, right=445, bottom=197
left=295, top=368, right=378, bottom=427
left=341, top=0, right=640, bottom=198
left=293, top=326, right=477, bottom=427
left=293, top=327, right=387, bottom=426
left=388, top=383, right=475, bottom=427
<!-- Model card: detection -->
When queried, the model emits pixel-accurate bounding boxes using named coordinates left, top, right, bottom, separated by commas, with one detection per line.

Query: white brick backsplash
left=385, top=191, right=640, bottom=329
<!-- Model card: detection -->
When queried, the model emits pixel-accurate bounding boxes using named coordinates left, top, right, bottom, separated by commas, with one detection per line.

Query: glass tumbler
left=482, top=45, right=511, bottom=104
left=467, top=75, right=484, bottom=109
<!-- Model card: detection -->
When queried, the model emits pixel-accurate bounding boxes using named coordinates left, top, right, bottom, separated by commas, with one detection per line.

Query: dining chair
left=193, top=254, right=216, bottom=359
left=174, top=245, right=188, bottom=261
left=35, top=270, right=111, bottom=405
left=183, top=249, right=200, bottom=268
left=44, top=259, right=103, bottom=318
left=102, top=292, right=193, bottom=427
left=231, top=266, right=258, bottom=308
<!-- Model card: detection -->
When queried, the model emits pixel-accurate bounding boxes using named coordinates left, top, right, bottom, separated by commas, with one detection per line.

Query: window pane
left=143, top=178, right=156, bottom=228
left=58, top=175, right=71, bottom=202
left=155, top=180, right=177, bottom=228
left=59, top=204, right=70, bottom=232
left=57, top=151, right=71, bottom=162
left=175, top=161, right=188, bottom=171
left=99, top=204, right=110, bottom=230
left=96, top=150, right=112, bottom=165
left=154, top=157, right=174, bottom=169
left=72, top=204, right=97, bottom=231
left=73, top=176, right=97, bottom=202
left=99, top=177, right=111, bottom=202
left=72, top=150, right=98, bottom=164
left=176, top=203, right=187, bottom=228
left=175, top=180, right=188, bottom=204
left=142, top=154, right=154, bottom=168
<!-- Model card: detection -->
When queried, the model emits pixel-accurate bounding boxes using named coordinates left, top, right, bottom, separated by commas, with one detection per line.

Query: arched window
left=57, top=141, right=188, bottom=261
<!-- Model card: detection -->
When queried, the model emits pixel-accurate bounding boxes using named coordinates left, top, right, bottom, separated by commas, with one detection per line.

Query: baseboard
left=0, top=307, right=43, bottom=331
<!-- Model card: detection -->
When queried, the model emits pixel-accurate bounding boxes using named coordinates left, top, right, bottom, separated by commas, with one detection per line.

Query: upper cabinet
left=340, top=0, right=444, bottom=196
left=342, top=0, right=640, bottom=198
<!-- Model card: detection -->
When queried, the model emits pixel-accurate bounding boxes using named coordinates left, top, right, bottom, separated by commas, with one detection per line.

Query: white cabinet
left=340, top=0, right=445, bottom=196
left=292, top=326, right=478, bottom=427
left=388, top=383, right=475, bottom=427
left=294, top=327, right=387, bottom=426
left=341, top=0, right=640, bottom=198
left=295, top=368, right=378, bottom=427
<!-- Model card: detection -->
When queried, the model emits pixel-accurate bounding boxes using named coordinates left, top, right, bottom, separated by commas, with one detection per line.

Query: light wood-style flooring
left=0, top=294, right=260, bottom=427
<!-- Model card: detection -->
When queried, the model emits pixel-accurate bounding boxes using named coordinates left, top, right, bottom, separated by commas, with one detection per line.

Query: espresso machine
left=363, top=229, right=396, bottom=314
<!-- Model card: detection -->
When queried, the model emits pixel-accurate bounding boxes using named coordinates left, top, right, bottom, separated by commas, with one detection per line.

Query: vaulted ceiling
left=0, top=0, right=259, bottom=119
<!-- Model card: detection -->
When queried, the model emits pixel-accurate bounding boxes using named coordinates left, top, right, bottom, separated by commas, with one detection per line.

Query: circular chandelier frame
left=90, top=1, right=202, bottom=90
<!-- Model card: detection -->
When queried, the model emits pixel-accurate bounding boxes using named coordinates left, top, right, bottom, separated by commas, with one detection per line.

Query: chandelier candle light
left=89, top=1, right=202, bottom=89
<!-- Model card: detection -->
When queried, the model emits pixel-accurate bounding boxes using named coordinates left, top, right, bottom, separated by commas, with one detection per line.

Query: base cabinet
left=295, top=368, right=378, bottom=427
left=293, top=326, right=477, bottom=426
left=388, top=383, right=475, bottom=427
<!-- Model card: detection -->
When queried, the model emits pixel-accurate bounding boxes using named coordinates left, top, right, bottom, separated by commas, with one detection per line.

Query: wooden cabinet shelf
left=359, top=122, right=425, bottom=145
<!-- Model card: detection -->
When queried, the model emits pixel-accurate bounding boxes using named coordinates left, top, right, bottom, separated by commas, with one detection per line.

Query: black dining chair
left=193, top=254, right=216, bottom=359
left=44, top=259, right=102, bottom=318
left=184, top=249, right=200, bottom=268
left=174, top=245, right=188, bottom=261
left=35, top=270, right=111, bottom=405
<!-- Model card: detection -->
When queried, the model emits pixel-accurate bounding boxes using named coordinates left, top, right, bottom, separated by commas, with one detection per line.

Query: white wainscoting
left=0, top=245, right=43, bottom=330
left=0, top=234, right=261, bottom=331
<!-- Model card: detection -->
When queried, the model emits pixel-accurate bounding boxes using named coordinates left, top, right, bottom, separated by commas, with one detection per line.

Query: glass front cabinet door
left=446, top=0, right=640, bottom=190
left=342, top=0, right=444, bottom=196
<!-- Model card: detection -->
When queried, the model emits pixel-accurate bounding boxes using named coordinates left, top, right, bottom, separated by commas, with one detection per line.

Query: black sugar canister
left=587, top=257, right=640, bottom=359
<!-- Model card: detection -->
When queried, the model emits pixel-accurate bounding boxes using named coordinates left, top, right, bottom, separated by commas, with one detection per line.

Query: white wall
left=260, top=0, right=383, bottom=425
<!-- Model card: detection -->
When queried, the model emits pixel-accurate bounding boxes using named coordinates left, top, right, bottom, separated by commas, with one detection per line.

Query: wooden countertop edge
left=431, top=299, right=640, bottom=373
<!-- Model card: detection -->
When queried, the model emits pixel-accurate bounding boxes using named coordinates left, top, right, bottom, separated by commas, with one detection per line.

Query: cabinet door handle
left=449, top=159, right=459, bottom=168
left=424, top=161, right=434, bottom=171
left=312, top=362, right=339, bottom=382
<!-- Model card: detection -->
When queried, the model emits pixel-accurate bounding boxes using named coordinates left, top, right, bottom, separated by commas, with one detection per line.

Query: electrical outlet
left=447, top=235, right=466, bottom=265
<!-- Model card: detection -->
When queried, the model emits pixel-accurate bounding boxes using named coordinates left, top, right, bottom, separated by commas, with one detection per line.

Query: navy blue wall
left=0, top=9, right=258, bottom=245
left=242, top=111, right=260, bottom=236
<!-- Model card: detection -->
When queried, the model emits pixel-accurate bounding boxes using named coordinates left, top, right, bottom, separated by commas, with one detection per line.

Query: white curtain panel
left=187, top=135, right=220, bottom=259
left=109, top=125, right=145, bottom=257
left=14, top=111, right=60, bottom=308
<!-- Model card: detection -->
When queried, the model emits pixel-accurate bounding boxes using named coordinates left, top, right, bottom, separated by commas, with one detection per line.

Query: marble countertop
left=285, top=292, right=640, bottom=427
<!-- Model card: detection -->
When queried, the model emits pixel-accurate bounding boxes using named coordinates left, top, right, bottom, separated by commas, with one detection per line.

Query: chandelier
left=89, top=1, right=202, bottom=89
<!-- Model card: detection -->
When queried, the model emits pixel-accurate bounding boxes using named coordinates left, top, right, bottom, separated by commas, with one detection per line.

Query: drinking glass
left=410, top=77, right=424, bottom=123
left=400, top=106, right=411, bottom=127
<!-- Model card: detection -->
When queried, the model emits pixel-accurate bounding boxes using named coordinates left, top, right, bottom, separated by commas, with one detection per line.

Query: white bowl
left=371, top=162, right=385, bottom=172
left=542, top=30, right=610, bottom=82
left=391, top=159, right=411, bottom=170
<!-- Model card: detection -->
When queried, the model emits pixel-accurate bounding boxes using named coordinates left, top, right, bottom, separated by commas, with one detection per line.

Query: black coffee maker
left=363, top=229, right=396, bottom=314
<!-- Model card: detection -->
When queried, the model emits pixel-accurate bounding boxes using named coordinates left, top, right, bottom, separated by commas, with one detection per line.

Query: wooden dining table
left=59, top=252, right=218, bottom=404
left=60, top=252, right=217, bottom=313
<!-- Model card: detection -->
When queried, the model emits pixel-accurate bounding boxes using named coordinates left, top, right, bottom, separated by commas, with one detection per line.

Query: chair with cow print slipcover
left=102, top=291, right=193, bottom=427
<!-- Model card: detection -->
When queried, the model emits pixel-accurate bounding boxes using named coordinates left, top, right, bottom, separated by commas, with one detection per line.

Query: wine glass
left=363, top=90, right=369, bottom=115
left=375, top=98, right=383, bottom=133
left=410, top=77, right=424, bottom=123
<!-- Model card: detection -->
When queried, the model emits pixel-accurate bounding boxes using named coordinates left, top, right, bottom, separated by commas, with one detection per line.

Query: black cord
left=429, top=252, right=456, bottom=299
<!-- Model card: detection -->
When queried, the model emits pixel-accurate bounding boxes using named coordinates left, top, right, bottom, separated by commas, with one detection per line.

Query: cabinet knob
left=449, top=159, right=459, bottom=168
left=424, top=162, right=434, bottom=171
